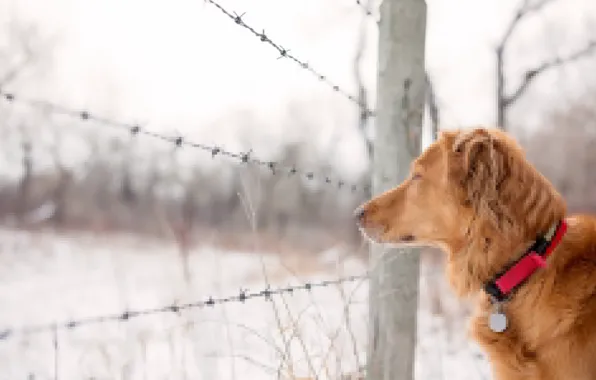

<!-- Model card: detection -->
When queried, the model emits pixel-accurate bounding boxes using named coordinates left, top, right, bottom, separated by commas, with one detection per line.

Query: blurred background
left=0, top=0, right=594, bottom=379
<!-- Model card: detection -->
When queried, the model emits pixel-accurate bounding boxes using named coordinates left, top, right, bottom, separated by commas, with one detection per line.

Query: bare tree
left=0, top=18, right=52, bottom=88
left=48, top=123, right=73, bottom=225
left=17, top=129, right=32, bottom=217
left=495, top=0, right=596, bottom=130
left=157, top=149, right=199, bottom=285
left=426, top=72, right=440, bottom=141
left=0, top=17, right=55, bottom=222
left=352, top=0, right=375, bottom=201
left=354, top=0, right=373, bottom=161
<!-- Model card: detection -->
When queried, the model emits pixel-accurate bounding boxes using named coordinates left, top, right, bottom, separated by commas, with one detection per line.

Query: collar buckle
left=484, top=281, right=507, bottom=303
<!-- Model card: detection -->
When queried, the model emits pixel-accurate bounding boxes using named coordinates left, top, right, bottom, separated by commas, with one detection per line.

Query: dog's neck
left=483, top=220, right=567, bottom=302
left=443, top=210, right=566, bottom=298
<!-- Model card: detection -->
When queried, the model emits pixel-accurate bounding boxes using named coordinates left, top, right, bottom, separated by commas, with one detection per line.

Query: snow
left=0, top=228, right=490, bottom=379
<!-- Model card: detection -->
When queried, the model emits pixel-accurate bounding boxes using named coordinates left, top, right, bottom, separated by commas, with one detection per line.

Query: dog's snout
left=354, top=206, right=366, bottom=224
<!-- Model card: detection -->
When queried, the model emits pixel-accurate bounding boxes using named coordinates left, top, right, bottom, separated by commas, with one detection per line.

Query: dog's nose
left=354, top=206, right=366, bottom=224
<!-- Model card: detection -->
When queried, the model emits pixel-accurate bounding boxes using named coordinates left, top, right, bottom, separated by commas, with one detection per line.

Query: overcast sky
left=0, top=0, right=594, bottom=179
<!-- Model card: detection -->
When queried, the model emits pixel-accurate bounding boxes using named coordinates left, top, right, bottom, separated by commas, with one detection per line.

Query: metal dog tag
left=489, top=303, right=508, bottom=333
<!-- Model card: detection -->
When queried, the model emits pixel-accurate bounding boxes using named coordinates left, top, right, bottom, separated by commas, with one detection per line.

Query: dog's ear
left=437, top=130, right=458, bottom=147
left=451, top=128, right=509, bottom=220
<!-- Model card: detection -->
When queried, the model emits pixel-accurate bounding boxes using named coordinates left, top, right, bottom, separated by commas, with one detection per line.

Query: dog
left=355, top=127, right=596, bottom=380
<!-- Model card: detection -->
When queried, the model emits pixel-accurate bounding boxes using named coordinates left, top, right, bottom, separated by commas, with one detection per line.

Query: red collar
left=484, top=220, right=568, bottom=302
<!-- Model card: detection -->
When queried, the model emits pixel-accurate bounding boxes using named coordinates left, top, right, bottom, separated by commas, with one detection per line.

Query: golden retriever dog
left=355, top=127, right=596, bottom=380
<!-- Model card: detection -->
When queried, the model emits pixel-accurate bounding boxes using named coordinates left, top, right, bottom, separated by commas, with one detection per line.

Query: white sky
left=0, top=0, right=595, bottom=179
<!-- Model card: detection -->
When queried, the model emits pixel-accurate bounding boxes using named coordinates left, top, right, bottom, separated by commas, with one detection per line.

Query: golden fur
left=356, top=127, right=596, bottom=380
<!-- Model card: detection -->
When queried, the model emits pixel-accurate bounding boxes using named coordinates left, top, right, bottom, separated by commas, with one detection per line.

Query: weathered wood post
left=366, top=0, right=427, bottom=378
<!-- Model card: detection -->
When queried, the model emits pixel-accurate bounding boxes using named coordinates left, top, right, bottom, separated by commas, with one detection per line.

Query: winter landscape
left=0, top=0, right=595, bottom=378
left=0, top=227, right=492, bottom=379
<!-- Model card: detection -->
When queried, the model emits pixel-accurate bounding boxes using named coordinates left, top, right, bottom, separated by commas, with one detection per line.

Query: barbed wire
left=355, top=0, right=376, bottom=18
left=0, top=274, right=367, bottom=341
left=0, top=89, right=371, bottom=195
left=203, top=0, right=375, bottom=117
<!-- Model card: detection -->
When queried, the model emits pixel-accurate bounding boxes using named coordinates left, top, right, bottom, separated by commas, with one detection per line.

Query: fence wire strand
left=355, top=0, right=376, bottom=18
left=0, top=89, right=371, bottom=195
left=0, top=274, right=367, bottom=341
left=203, top=0, right=375, bottom=117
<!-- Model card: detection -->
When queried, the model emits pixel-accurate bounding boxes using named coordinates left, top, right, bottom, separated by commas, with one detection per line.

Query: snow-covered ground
left=0, top=228, right=490, bottom=379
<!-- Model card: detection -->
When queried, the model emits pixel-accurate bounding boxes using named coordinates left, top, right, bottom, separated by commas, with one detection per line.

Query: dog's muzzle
left=353, top=206, right=365, bottom=226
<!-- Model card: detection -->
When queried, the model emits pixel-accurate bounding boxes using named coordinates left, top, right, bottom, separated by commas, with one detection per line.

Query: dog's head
left=356, top=127, right=566, bottom=294
left=355, top=127, right=517, bottom=247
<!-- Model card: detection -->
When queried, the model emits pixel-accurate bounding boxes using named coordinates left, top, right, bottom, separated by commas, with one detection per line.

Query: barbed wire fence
left=0, top=130, right=371, bottom=377
left=0, top=0, right=489, bottom=378
left=203, top=0, right=376, bottom=117
left=0, top=1, right=383, bottom=379
left=0, top=275, right=367, bottom=341
left=0, top=90, right=372, bottom=195
left=0, top=87, right=377, bottom=378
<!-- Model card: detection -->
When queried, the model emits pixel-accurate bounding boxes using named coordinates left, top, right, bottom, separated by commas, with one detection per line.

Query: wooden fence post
left=366, top=0, right=427, bottom=379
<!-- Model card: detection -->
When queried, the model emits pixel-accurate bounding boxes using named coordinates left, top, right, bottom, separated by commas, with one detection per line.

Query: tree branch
left=353, top=0, right=373, bottom=170
left=425, top=72, right=439, bottom=140
left=0, top=20, right=39, bottom=87
left=505, top=40, right=596, bottom=106
left=498, top=0, right=557, bottom=50
left=0, top=58, right=34, bottom=87
left=496, top=0, right=583, bottom=130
